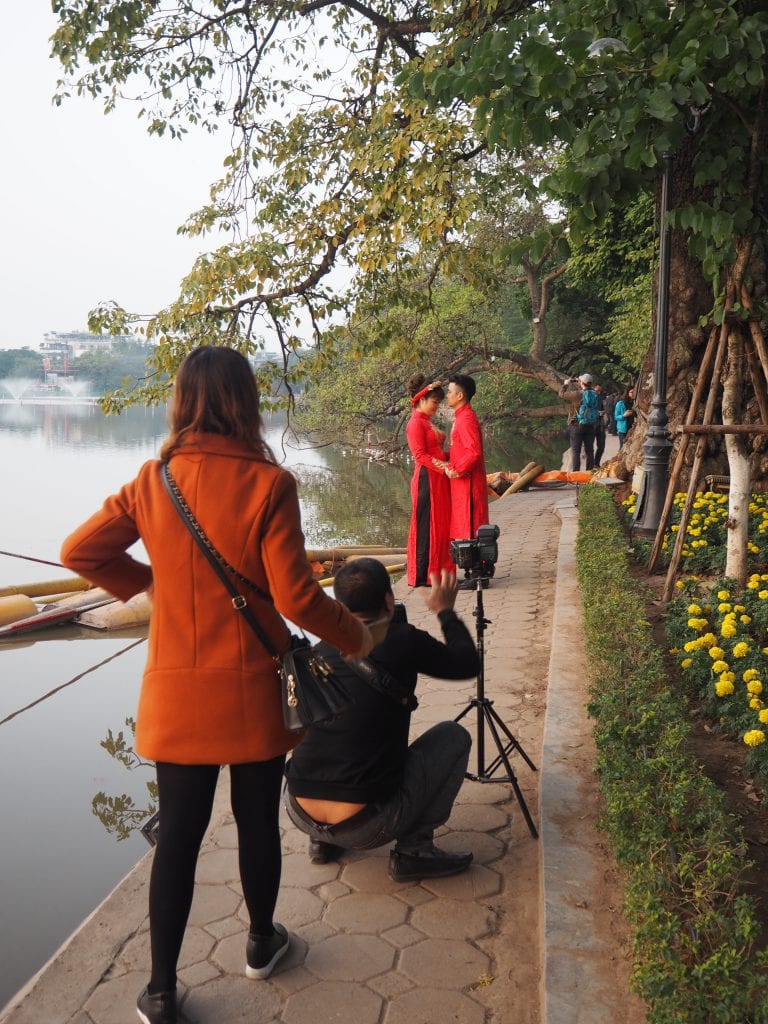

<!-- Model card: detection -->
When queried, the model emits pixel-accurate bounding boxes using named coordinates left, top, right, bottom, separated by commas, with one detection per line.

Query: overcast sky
left=0, top=5, right=229, bottom=350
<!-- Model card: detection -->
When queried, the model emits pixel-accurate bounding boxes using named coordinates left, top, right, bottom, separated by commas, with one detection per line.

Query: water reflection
left=0, top=401, right=168, bottom=451
left=93, top=717, right=157, bottom=843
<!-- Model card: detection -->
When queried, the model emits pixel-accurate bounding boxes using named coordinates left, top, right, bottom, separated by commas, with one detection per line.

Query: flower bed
left=578, top=486, right=768, bottom=1022
left=622, top=489, right=768, bottom=573
left=667, top=576, right=768, bottom=783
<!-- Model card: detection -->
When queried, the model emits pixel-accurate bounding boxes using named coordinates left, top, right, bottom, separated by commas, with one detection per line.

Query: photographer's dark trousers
left=285, top=721, right=471, bottom=854
left=569, top=422, right=596, bottom=471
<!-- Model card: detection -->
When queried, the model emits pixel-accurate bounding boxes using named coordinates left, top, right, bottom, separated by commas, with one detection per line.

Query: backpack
left=577, top=388, right=599, bottom=426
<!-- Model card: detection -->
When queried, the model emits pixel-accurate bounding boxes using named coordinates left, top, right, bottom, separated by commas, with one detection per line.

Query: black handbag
left=160, top=462, right=356, bottom=732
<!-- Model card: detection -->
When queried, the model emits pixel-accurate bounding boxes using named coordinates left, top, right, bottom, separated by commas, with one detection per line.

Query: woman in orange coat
left=61, top=347, right=372, bottom=1024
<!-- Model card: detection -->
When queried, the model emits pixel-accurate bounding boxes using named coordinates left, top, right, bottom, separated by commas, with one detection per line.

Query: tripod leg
left=485, top=704, right=538, bottom=773
left=481, top=707, right=539, bottom=839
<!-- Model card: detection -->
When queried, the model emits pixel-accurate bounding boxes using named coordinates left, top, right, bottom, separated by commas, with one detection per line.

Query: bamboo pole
left=0, top=576, right=92, bottom=600
left=305, top=546, right=406, bottom=561
left=317, top=563, right=406, bottom=589
left=661, top=311, right=733, bottom=602
left=677, top=424, right=768, bottom=435
left=744, top=332, right=768, bottom=425
left=647, top=325, right=723, bottom=571
left=501, top=464, right=545, bottom=496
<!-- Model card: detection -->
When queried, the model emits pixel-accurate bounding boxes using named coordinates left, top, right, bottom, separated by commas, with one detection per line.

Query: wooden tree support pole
left=677, top=424, right=768, bottom=435
left=660, top=316, right=732, bottom=602
left=744, top=334, right=768, bottom=426
left=646, top=326, right=721, bottom=571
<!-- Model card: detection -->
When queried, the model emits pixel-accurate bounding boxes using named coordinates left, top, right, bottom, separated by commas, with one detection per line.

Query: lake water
left=0, top=400, right=558, bottom=1008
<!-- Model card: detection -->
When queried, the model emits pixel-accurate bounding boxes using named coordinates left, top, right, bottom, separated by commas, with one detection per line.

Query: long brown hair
left=160, top=346, right=276, bottom=463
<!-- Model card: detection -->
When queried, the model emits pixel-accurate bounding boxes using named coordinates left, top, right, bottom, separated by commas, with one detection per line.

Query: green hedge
left=576, top=486, right=768, bottom=1024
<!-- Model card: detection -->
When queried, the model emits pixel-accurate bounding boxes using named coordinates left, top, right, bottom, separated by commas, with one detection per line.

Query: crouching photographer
left=284, top=558, right=479, bottom=882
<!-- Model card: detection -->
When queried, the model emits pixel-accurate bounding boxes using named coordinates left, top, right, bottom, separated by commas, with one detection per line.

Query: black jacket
left=285, top=609, right=479, bottom=803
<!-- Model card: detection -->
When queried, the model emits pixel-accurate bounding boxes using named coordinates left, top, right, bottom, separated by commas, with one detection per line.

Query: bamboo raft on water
left=0, top=546, right=408, bottom=637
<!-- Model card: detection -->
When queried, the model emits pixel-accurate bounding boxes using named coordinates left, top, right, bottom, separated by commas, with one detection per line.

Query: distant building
left=42, top=330, right=140, bottom=358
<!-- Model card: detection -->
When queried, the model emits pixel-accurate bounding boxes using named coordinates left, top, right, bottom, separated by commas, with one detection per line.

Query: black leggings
left=148, top=756, right=285, bottom=993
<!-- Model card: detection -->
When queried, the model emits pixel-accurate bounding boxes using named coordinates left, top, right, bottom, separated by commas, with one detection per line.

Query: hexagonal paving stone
left=188, top=882, right=241, bottom=926
left=440, top=829, right=506, bottom=864
left=324, top=893, right=408, bottom=933
left=274, top=886, right=326, bottom=929
left=84, top=972, right=177, bottom=1024
left=195, top=846, right=240, bottom=884
left=178, top=926, right=217, bottom=969
left=421, top=863, right=502, bottom=899
left=341, top=857, right=402, bottom=894
left=447, top=802, right=509, bottom=832
left=400, top=938, right=490, bottom=989
left=304, top=933, right=395, bottom=981
left=183, top=974, right=281, bottom=1022
left=454, top=781, right=511, bottom=806
left=281, top=851, right=340, bottom=887
left=284, top=980, right=382, bottom=1024
left=410, top=897, right=494, bottom=940
left=385, top=986, right=486, bottom=1024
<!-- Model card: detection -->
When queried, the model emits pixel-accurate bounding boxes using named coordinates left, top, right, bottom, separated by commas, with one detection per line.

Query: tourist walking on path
left=615, top=387, right=636, bottom=448
left=405, top=374, right=454, bottom=588
left=594, top=384, right=607, bottom=467
left=558, top=372, right=598, bottom=471
left=434, top=374, right=489, bottom=549
left=60, top=346, right=373, bottom=1024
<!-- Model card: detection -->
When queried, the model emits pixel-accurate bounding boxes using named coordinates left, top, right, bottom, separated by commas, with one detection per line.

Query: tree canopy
left=51, top=1, right=767, bottom=423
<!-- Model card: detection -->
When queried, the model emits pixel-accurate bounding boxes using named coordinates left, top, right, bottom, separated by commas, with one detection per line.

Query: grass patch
left=577, top=486, right=768, bottom=1023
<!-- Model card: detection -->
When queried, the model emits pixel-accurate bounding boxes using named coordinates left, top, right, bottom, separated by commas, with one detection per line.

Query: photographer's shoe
left=308, top=838, right=343, bottom=864
left=246, top=923, right=289, bottom=979
left=389, top=845, right=473, bottom=882
left=136, top=986, right=177, bottom=1024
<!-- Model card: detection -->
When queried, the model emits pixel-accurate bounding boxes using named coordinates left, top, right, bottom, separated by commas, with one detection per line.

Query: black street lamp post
left=632, top=152, right=674, bottom=536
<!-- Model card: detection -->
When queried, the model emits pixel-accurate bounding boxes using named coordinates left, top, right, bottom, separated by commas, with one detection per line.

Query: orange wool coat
left=60, top=433, right=366, bottom=765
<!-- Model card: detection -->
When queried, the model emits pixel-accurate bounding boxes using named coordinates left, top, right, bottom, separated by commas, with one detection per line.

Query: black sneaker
left=308, top=838, right=343, bottom=864
left=389, top=845, right=473, bottom=882
left=136, top=986, right=176, bottom=1024
left=245, top=923, right=290, bottom=979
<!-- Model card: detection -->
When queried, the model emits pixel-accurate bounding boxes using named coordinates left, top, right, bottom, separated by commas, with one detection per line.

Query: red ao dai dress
left=405, top=410, right=454, bottom=587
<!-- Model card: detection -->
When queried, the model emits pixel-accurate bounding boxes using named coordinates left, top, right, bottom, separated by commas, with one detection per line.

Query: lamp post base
left=632, top=427, right=673, bottom=536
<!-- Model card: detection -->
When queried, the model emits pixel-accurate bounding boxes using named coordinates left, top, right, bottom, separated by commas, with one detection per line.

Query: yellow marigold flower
left=669, top=647, right=679, bottom=656
left=687, top=604, right=702, bottom=615
left=700, top=633, right=716, bottom=647
left=733, top=642, right=750, bottom=658
left=683, top=640, right=697, bottom=652
left=748, top=580, right=760, bottom=589
left=676, top=580, right=685, bottom=589
left=744, top=729, right=766, bottom=747
left=715, top=679, right=735, bottom=697
left=718, top=603, right=732, bottom=613
left=681, top=658, right=693, bottom=669
left=671, top=524, right=680, bottom=532
left=734, top=605, right=746, bottom=613
left=741, top=615, right=752, bottom=625
left=719, top=671, right=736, bottom=685
left=759, top=591, right=768, bottom=600
left=711, top=660, right=729, bottom=673
left=708, top=646, right=725, bottom=659
left=717, top=590, right=730, bottom=600
left=744, top=668, right=760, bottom=682
left=721, top=623, right=737, bottom=638
left=759, top=709, right=768, bottom=724
left=751, top=698, right=764, bottom=710
left=748, top=680, right=764, bottom=695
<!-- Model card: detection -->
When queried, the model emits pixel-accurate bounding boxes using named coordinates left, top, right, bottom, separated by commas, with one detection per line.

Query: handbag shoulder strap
left=160, top=462, right=280, bottom=659
left=345, top=657, right=418, bottom=711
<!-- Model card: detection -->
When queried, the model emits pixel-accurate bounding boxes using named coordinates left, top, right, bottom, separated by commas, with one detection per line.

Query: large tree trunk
left=618, top=140, right=768, bottom=491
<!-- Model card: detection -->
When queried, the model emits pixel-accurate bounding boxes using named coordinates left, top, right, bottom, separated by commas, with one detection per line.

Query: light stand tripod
left=454, top=576, right=539, bottom=839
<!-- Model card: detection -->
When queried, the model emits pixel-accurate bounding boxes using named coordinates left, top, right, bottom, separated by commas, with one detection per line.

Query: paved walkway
left=1, top=480, right=641, bottom=1024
